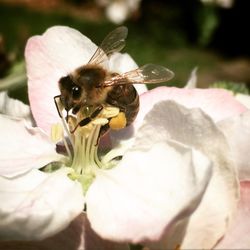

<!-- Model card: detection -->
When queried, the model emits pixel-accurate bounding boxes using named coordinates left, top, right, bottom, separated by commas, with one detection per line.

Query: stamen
left=72, top=133, right=84, bottom=174
left=85, top=125, right=95, bottom=168
left=61, top=116, right=74, bottom=148
left=101, top=147, right=124, bottom=168
left=90, top=125, right=102, bottom=168
left=51, top=123, right=72, bottom=160
left=62, top=136, right=72, bottom=160
left=51, top=123, right=63, bottom=143
left=49, top=105, right=124, bottom=193
left=54, top=96, right=74, bottom=148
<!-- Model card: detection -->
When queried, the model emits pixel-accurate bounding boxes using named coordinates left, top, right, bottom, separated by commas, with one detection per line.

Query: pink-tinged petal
left=185, top=67, right=198, bottom=89
left=137, top=87, right=247, bottom=127
left=0, top=115, right=62, bottom=178
left=25, top=26, right=98, bottom=133
left=108, top=52, right=147, bottom=95
left=133, top=101, right=238, bottom=249
left=110, top=87, right=247, bottom=146
left=218, top=110, right=250, bottom=181
left=86, top=141, right=212, bottom=246
left=0, top=92, right=31, bottom=123
left=215, top=181, right=250, bottom=249
left=0, top=168, right=84, bottom=240
left=0, top=214, right=129, bottom=250
left=235, top=93, right=250, bottom=109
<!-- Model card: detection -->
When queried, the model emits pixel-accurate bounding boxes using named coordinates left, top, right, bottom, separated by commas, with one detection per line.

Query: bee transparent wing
left=104, top=64, right=174, bottom=87
left=88, top=26, right=128, bottom=65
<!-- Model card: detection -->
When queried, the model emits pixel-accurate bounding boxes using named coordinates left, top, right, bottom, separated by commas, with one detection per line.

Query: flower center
left=50, top=105, right=122, bottom=193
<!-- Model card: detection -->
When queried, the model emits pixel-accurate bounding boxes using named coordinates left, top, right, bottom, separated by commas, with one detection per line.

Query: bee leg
left=90, top=105, right=104, bottom=119
left=70, top=105, right=104, bottom=133
left=54, top=95, right=62, bottom=118
left=95, top=123, right=110, bottom=146
left=72, top=105, right=81, bottom=115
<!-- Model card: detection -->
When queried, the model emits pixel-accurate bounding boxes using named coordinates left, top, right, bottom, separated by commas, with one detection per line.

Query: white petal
left=86, top=140, right=212, bottom=245
left=111, top=87, right=247, bottom=150
left=184, top=67, right=198, bottom=89
left=26, top=26, right=98, bottom=77
left=0, top=115, right=62, bottom=178
left=137, top=101, right=238, bottom=249
left=109, top=52, right=138, bottom=74
left=109, top=52, right=147, bottom=95
left=128, top=101, right=238, bottom=248
left=0, top=168, right=84, bottom=240
left=235, top=93, right=250, bottom=109
left=134, top=83, right=148, bottom=96
left=137, top=87, right=246, bottom=127
left=25, top=26, right=98, bottom=133
left=0, top=91, right=32, bottom=124
left=218, top=110, right=250, bottom=180
left=215, top=181, right=250, bottom=249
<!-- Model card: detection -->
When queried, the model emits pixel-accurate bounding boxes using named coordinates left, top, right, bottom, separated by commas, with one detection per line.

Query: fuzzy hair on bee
left=54, top=26, right=174, bottom=136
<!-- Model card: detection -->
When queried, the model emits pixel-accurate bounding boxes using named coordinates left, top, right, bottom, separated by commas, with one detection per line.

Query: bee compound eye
left=72, top=85, right=81, bottom=99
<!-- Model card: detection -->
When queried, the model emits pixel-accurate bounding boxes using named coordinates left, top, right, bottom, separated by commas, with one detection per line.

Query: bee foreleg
left=72, top=105, right=81, bottom=115
left=79, top=105, right=103, bottom=126
left=54, top=95, right=62, bottom=118
left=90, top=105, right=104, bottom=118
left=70, top=105, right=104, bottom=133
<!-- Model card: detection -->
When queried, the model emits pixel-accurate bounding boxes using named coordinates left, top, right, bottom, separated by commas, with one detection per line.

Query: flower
left=235, top=93, right=250, bottom=109
left=95, top=0, right=142, bottom=24
left=200, top=0, right=234, bottom=8
left=0, top=26, right=250, bottom=249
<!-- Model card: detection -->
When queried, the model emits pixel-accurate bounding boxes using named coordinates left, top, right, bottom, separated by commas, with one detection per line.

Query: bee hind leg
left=95, top=123, right=110, bottom=146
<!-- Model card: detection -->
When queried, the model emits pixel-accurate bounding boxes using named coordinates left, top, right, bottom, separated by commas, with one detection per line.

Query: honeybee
left=54, top=26, right=174, bottom=134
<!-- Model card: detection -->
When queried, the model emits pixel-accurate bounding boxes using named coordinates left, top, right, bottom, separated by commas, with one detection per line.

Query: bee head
left=59, top=75, right=83, bottom=111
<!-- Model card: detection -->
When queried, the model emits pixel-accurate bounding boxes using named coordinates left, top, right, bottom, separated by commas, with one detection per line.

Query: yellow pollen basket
left=109, top=112, right=127, bottom=130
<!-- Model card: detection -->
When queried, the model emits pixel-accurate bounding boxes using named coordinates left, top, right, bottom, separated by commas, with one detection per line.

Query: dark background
left=0, top=0, right=250, bottom=103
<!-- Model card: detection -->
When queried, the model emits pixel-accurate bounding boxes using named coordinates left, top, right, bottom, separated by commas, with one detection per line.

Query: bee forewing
left=87, top=48, right=108, bottom=66
left=103, top=64, right=174, bottom=87
left=130, top=64, right=174, bottom=84
left=99, top=26, right=128, bottom=55
left=88, top=26, right=128, bottom=65
left=121, top=64, right=174, bottom=84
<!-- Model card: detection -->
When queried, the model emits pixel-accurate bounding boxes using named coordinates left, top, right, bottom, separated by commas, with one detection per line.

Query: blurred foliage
left=212, top=81, right=249, bottom=94
left=0, top=60, right=26, bottom=91
left=196, top=5, right=219, bottom=46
